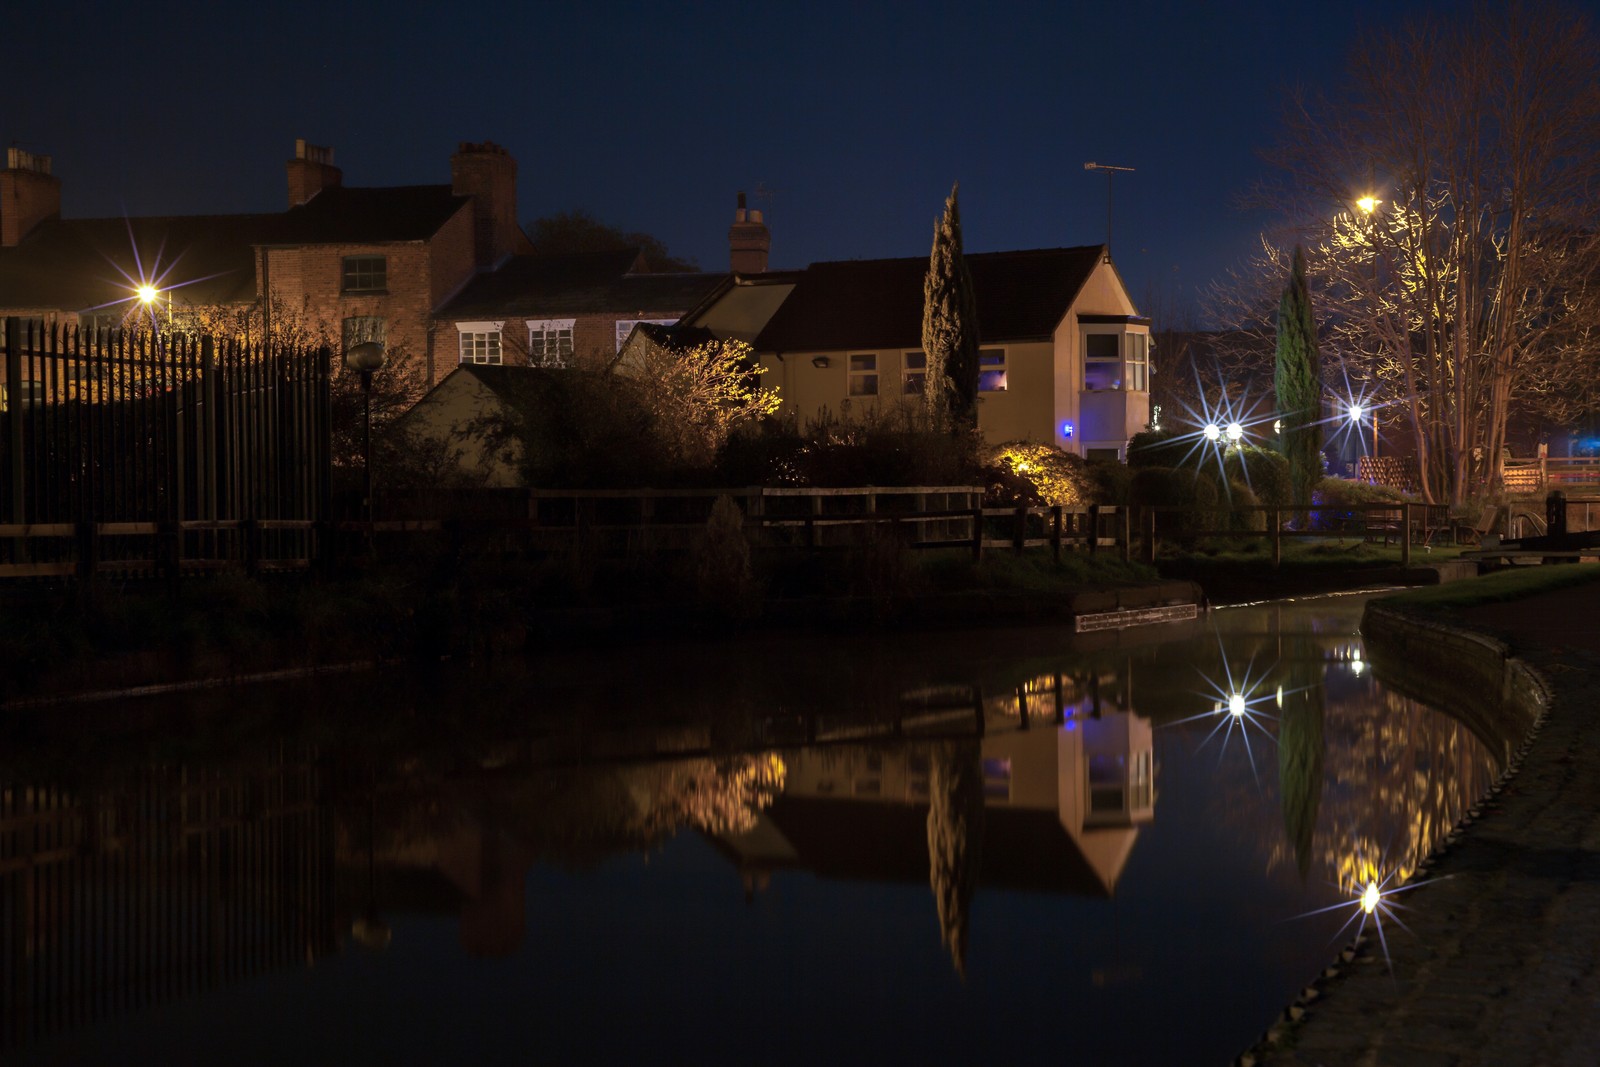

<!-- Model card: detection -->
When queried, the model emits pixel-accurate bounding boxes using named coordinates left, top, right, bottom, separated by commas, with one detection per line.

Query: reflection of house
left=751, top=247, right=1152, bottom=458
left=717, top=712, right=1155, bottom=897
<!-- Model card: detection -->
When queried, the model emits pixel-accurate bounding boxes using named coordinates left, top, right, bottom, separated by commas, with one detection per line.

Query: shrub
left=1226, top=479, right=1266, bottom=532
left=1084, top=459, right=1134, bottom=505
left=982, top=442, right=1094, bottom=507
left=1126, top=428, right=1189, bottom=469
left=693, top=495, right=757, bottom=619
left=1224, top=446, right=1292, bottom=508
left=789, top=405, right=979, bottom=487
left=1312, top=476, right=1410, bottom=531
left=1129, top=466, right=1222, bottom=546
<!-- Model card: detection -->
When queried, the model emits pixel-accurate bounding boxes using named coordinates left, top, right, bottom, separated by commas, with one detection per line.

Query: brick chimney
left=286, top=139, right=341, bottom=207
left=451, top=141, right=519, bottom=270
left=1, top=148, right=61, bottom=247
left=728, top=191, right=770, bottom=273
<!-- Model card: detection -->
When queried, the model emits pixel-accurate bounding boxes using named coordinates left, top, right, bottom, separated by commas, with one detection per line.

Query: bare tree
left=1213, top=3, right=1600, bottom=504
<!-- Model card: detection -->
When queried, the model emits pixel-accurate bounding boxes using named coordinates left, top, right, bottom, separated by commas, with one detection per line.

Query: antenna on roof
left=1084, top=162, right=1135, bottom=259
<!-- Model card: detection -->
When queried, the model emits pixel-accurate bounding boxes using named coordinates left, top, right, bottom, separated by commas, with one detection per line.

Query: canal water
left=1, top=593, right=1502, bottom=1065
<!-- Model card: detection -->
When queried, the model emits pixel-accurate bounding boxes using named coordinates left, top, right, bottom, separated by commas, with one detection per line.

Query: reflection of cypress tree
left=926, top=739, right=985, bottom=977
left=1277, top=660, right=1326, bottom=881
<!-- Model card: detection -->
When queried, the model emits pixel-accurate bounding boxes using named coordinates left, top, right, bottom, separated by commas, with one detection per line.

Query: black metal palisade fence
left=1, top=317, right=332, bottom=576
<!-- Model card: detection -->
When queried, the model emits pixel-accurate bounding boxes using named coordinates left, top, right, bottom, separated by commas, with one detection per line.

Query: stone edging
left=1231, top=601, right=1555, bottom=1067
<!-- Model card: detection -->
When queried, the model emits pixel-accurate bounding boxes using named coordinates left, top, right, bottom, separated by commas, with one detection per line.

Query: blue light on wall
left=1061, top=422, right=1075, bottom=438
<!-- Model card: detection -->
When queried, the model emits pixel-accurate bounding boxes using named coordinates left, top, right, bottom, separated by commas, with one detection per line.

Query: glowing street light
left=1356, top=196, right=1381, bottom=214
left=1225, top=422, right=1244, bottom=444
left=1203, top=423, right=1222, bottom=443
left=1361, top=880, right=1381, bottom=915
left=1227, top=693, right=1246, bottom=718
left=136, top=284, right=159, bottom=304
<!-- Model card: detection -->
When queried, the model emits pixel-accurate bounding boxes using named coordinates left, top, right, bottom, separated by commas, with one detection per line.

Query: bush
left=1224, top=446, right=1292, bottom=508
left=693, top=495, right=758, bottom=618
left=1311, top=476, right=1411, bottom=531
left=1129, top=466, right=1222, bottom=546
left=1084, top=459, right=1134, bottom=505
left=982, top=442, right=1094, bottom=507
left=1126, top=428, right=1190, bottom=469
left=787, top=405, right=979, bottom=487
left=1226, top=479, right=1266, bottom=532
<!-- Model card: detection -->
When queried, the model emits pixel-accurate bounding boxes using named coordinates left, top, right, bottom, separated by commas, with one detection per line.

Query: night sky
left=9, top=0, right=1596, bottom=320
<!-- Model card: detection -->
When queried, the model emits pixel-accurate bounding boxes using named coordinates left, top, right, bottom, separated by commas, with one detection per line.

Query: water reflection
left=1, top=595, right=1505, bottom=1064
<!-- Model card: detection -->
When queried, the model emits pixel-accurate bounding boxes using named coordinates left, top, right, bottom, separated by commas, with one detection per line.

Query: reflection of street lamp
left=344, top=341, right=387, bottom=525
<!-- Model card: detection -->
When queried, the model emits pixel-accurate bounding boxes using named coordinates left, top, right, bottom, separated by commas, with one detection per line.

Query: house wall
left=263, top=239, right=436, bottom=382
left=432, top=308, right=691, bottom=377
left=392, top=371, right=522, bottom=486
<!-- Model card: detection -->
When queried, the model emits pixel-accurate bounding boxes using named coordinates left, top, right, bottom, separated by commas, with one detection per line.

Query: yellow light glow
left=1361, top=880, right=1380, bottom=914
left=1356, top=196, right=1381, bottom=214
left=136, top=285, right=159, bottom=304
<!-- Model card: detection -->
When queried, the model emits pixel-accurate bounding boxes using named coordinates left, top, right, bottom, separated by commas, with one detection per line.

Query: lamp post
left=344, top=341, right=387, bottom=527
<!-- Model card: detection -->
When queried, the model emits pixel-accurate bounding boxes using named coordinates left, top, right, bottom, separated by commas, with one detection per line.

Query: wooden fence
left=1, top=318, right=332, bottom=573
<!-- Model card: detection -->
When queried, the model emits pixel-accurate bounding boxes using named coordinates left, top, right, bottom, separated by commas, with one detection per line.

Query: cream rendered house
left=752, top=246, right=1151, bottom=459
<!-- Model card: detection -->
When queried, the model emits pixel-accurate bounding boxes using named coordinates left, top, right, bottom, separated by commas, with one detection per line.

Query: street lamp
left=344, top=341, right=387, bottom=527
left=1356, top=196, right=1381, bottom=215
left=135, top=283, right=172, bottom=324
left=1348, top=401, right=1378, bottom=467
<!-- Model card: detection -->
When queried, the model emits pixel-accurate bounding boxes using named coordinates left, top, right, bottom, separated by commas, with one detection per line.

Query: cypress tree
left=1275, top=246, right=1325, bottom=511
left=922, top=183, right=981, bottom=434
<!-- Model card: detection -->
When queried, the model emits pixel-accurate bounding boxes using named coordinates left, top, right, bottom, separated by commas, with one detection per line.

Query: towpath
left=1259, top=581, right=1600, bottom=1067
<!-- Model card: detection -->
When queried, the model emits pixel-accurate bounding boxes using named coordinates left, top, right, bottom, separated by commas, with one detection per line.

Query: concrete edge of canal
left=1233, top=600, right=1557, bottom=1067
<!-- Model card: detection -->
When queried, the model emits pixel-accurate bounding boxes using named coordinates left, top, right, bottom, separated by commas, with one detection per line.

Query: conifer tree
left=1275, top=246, right=1324, bottom=510
left=922, top=184, right=980, bottom=433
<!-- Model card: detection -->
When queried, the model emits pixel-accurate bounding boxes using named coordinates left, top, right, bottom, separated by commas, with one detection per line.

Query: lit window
left=1127, top=333, right=1149, bottom=391
left=978, top=348, right=1007, bottom=392
left=614, top=318, right=676, bottom=353
left=903, top=351, right=927, bottom=394
left=341, top=255, right=387, bottom=293
left=848, top=354, right=878, bottom=396
left=1085, top=333, right=1122, bottom=390
left=454, top=320, right=503, bottom=365
left=527, top=319, right=575, bottom=367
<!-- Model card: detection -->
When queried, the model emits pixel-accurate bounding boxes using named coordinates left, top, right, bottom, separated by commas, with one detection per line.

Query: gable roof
left=754, top=246, right=1107, bottom=353
left=441, top=250, right=729, bottom=320
left=274, top=184, right=469, bottom=244
left=0, top=185, right=473, bottom=314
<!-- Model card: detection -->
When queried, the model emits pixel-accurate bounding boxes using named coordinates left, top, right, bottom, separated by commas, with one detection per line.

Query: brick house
left=431, top=194, right=777, bottom=372
left=0, top=139, right=530, bottom=386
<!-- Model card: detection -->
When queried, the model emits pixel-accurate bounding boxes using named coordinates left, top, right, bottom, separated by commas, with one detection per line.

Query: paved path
left=1258, top=582, right=1600, bottom=1067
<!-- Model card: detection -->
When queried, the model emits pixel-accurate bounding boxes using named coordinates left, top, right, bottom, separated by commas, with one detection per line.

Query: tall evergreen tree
left=922, top=184, right=981, bottom=433
left=1275, top=246, right=1324, bottom=510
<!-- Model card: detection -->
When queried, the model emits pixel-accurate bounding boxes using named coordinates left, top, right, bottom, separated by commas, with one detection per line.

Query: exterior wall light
left=811, top=356, right=831, bottom=369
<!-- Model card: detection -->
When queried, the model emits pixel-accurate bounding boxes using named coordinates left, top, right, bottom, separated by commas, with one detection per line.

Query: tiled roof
left=274, top=185, right=469, bottom=244
left=0, top=214, right=273, bottom=311
left=442, top=251, right=730, bottom=319
left=0, top=185, right=472, bottom=314
left=753, top=246, right=1107, bottom=352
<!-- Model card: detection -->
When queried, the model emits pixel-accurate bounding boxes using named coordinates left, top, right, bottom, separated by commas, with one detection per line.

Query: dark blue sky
left=10, top=0, right=1592, bottom=320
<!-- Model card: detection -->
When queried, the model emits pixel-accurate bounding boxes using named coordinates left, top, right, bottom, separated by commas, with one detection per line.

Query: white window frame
left=978, top=347, right=1007, bottom=392
left=848, top=353, right=878, bottom=397
left=526, top=318, right=575, bottom=367
left=902, top=351, right=927, bottom=395
left=456, top=320, right=505, bottom=366
left=1083, top=330, right=1123, bottom=391
left=1126, top=331, right=1150, bottom=392
left=614, top=318, right=676, bottom=353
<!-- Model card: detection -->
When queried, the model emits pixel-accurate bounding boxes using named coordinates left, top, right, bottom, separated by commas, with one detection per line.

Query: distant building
left=0, top=140, right=532, bottom=386
left=751, top=247, right=1152, bottom=458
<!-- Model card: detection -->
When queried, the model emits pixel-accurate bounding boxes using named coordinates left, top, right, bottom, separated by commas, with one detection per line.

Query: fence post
left=1271, top=507, right=1281, bottom=568
left=1143, top=508, right=1157, bottom=565
left=1051, top=505, right=1063, bottom=563
left=1401, top=502, right=1411, bottom=567
left=1089, top=504, right=1100, bottom=556
left=971, top=507, right=984, bottom=562
left=1013, top=505, right=1027, bottom=555
left=76, top=521, right=99, bottom=582
left=5, top=317, right=22, bottom=525
left=1120, top=507, right=1131, bottom=563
